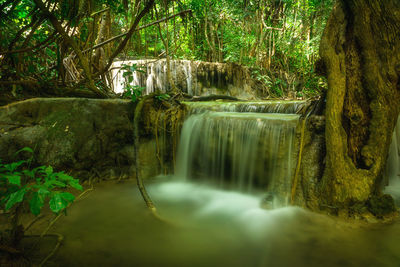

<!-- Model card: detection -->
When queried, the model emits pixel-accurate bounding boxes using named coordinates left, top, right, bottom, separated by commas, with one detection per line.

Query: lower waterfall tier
left=175, top=111, right=299, bottom=203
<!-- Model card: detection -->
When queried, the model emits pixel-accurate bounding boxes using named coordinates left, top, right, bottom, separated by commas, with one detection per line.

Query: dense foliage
left=0, top=0, right=332, bottom=101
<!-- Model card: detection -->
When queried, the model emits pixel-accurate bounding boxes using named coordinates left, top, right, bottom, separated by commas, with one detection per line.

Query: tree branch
left=101, top=0, right=155, bottom=74
left=83, top=9, right=191, bottom=54
left=0, top=32, right=58, bottom=55
left=33, top=0, right=108, bottom=98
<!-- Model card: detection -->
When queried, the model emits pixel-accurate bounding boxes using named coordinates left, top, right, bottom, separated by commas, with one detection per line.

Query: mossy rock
left=367, top=194, right=396, bottom=217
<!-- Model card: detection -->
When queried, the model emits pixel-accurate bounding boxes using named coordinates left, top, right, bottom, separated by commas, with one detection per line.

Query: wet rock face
left=0, top=98, right=160, bottom=181
left=110, top=59, right=262, bottom=99
left=295, top=115, right=327, bottom=209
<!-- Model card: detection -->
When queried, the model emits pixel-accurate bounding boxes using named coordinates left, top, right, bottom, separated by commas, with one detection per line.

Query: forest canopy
left=0, top=0, right=333, bottom=103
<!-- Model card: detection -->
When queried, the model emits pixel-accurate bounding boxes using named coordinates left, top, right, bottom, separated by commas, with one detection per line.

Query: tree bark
left=318, top=0, right=400, bottom=210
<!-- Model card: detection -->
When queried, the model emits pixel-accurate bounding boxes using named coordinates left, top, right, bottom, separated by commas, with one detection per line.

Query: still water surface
left=42, top=179, right=400, bottom=267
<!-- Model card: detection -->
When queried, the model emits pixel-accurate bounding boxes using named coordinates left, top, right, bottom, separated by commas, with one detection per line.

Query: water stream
left=34, top=101, right=400, bottom=266
left=183, top=100, right=308, bottom=114
left=175, top=111, right=299, bottom=204
left=110, top=59, right=197, bottom=94
left=385, top=115, right=400, bottom=205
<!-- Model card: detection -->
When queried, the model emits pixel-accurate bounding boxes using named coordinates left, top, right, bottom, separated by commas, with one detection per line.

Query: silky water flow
left=43, top=103, right=400, bottom=267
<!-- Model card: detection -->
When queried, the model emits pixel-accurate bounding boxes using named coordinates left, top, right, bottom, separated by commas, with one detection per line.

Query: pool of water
left=36, top=179, right=400, bottom=267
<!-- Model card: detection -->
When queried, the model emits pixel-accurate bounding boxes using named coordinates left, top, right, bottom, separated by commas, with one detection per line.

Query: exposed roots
left=24, top=233, right=64, bottom=266
left=134, top=94, right=185, bottom=224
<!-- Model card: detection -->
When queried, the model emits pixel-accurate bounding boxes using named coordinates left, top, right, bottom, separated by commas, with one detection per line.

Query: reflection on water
left=44, top=180, right=400, bottom=267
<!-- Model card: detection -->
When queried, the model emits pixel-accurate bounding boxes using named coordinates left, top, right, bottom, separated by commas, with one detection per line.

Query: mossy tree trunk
left=319, top=0, right=400, bottom=209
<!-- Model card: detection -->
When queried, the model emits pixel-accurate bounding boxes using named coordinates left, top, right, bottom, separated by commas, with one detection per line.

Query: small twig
left=90, top=7, right=110, bottom=17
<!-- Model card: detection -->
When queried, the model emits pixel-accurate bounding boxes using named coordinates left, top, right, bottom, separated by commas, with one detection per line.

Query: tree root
left=24, top=214, right=46, bottom=232
left=134, top=95, right=176, bottom=225
left=24, top=233, right=63, bottom=267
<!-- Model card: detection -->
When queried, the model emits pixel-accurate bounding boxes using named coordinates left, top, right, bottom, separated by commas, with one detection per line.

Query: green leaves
left=49, top=192, right=75, bottom=213
left=5, top=188, right=26, bottom=211
left=30, top=192, right=44, bottom=216
left=155, top=93, right=170, bottom=101
left=4, top=174, right=21, bottom=186
left=124, top=85, right=145, bottom=103
left=16, top=147, right=33, bottom=154
left=0, top=147, right=82, bottom=217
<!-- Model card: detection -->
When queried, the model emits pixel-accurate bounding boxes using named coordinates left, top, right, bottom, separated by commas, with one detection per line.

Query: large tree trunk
left=319, top=0, right=400, bottom=211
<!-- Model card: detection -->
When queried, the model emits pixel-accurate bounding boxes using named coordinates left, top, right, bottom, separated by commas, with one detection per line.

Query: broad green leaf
left=68, top=179, right=83, bottom=191
left=29, top=192, right=44, bottom=216
left=49, top=193, right=68, bottom=213
left=122, top=71, right=132, bottom=77
left=5, top=174, right=21, bottom=186
left=57, top=172, right=74, bottom=182
left=5, top=188, right=26, bottom=211
left=59, top=192, right=75, bottom=202
left=15, top=147, right=33, bottom=154
left=22, top=169, right=36, bottom=179
left=44, top=180, right=66, bottom=188
left=38, top=187, right=50, bottom=196
left=5, top=161, right=25, bottom=172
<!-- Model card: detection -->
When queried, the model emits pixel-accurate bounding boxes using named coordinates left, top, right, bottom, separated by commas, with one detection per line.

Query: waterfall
left=109, top=59, right=255, bottom=98
left=175, top=111, right=299, bottom=203
left=110, top=59, right=195, bottom=94
left=184, top=101, right=308, bottom=114
left=385, top=115, right=400, bottom=204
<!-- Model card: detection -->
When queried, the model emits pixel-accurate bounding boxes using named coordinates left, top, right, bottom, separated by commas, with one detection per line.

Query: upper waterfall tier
left=183, top=100, right=308, bottom=114
left=110, top=59, right=259, bottom=98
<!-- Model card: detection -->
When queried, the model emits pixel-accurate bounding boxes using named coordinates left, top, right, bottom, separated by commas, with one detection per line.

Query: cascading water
left=110, top=59, right=197, bottom=94
left=184, top=100, right=308, bottom=114
left=109, top=59, right=256, bottom=98
left=385, top=115, right=400, bottom=204
left=174, top=101, right=301, bottom=205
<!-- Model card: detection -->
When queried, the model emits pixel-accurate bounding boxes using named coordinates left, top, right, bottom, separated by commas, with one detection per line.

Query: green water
left=32, top=180, right=400, bottom=267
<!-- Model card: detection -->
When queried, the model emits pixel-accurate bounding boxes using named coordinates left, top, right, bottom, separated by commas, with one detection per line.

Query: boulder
left=0, top=98, right=160, bottom=181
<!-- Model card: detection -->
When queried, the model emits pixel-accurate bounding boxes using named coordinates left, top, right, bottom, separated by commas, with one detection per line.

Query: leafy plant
left=155, top=93, right=170, bottom=101
left=124, top=85, right=146, bottom=102
left=0, top=147, right=82, bottom=245
left=121, top=64, right=146, bottom=102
